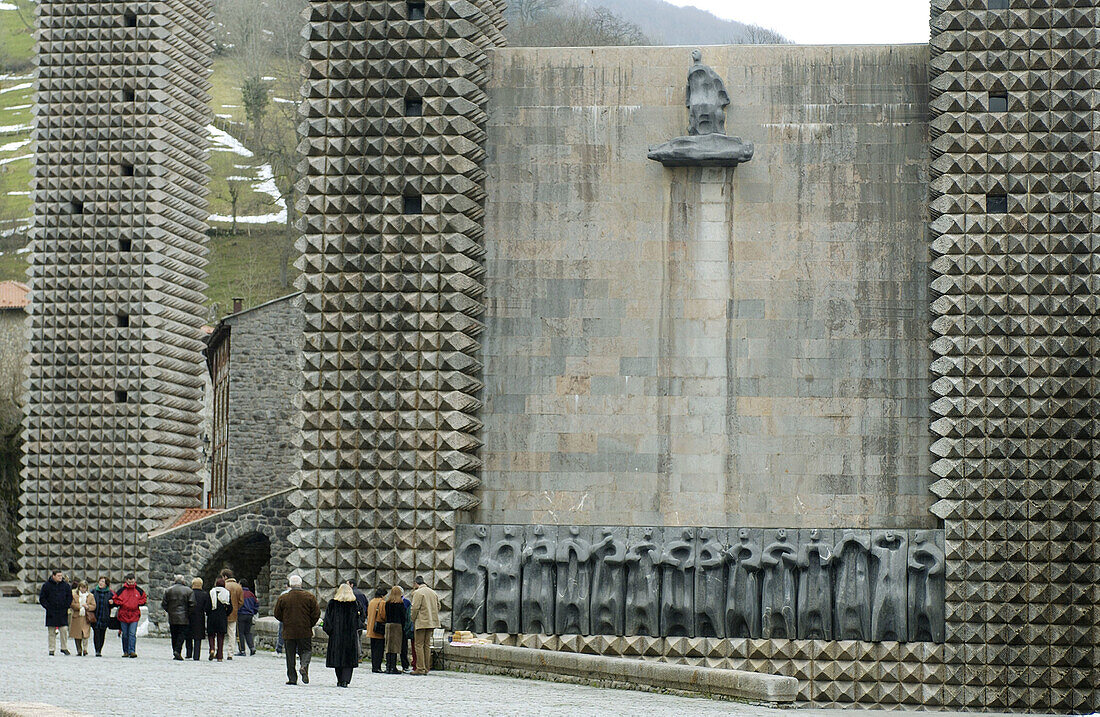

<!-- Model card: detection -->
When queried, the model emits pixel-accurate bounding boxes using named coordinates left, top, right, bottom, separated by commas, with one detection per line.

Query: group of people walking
left=39, top=568, right=258, bottom=661
left=160, top=569, right=259, bottom=661
left=38, top=570, right=147, bottom=657
left=274, top=574, right=441, bottom=688
left=40, top=568, right=445, bottom=690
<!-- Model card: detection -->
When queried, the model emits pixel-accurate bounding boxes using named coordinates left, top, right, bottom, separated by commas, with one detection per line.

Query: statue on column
left=590, top=527, right=626, bottom=635
left=760, top=528, right=797, bottom=639
left=660, top=528, right=696, bottom=637
left=520, top=526, right=556, bottom=634
left=724, top=528, right=762, bottom=638
left=833, top=530, right=872, bottom=641
left=795, top=529, right=833, bottom=640
left=870, top=530, right=908, bottom=642
left=648, top=49, right=754, bottom=167
left=555, top=526, right=595, bottom=635
left=624, top=527, right=662, bottom=636
left=907, top=530, right=945, bottom=643
left=486, top=525, right=522, bottom=633
left=452, top=525, right=488, bottom=633
left=693, top=528, right=726, bottom=638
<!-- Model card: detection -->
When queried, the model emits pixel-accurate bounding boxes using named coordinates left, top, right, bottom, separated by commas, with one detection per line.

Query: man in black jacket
left=161, top=574, right=196, bottom=660
left=39, top=570, right=72, bottom=656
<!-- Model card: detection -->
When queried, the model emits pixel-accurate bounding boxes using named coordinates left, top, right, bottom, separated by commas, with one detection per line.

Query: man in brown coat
left=273, top=575, right=320, bottom=685
left=409, top=576, right=441, bottom=675
left=222, top=569, right=244, bottom=661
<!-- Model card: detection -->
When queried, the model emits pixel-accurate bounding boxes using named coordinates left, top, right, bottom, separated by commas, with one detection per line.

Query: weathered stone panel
left=477, top=45, right=933, bottom=529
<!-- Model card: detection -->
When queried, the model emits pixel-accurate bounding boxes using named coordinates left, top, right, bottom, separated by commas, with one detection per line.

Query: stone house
left=148, top=293, right=302, bottom=613
left=0, top=281, right=27, bottom=578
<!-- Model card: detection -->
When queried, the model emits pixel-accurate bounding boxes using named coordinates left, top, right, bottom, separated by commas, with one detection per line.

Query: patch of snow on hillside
left=0, top=138, right=31, bottom=152
left=206, top=124, right=253, bottom=157
left=208, top=164, right=286, bottom=225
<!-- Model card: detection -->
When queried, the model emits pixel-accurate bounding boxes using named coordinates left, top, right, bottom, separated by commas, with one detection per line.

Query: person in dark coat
left=235, top=582, right=259, bottom=656
left=39, top=570, right=72, bottom=656
left=348, top=579, right=368, bottom=628
left=383, top=585, right=407, bottom=674
left=207, top=577, right=231, bottom=661
left=323, top=583, right=362, bottom=687
left=189, top=578, right=209, bottom=661
left=161, top=574, right=195, bottom=661
left=273, top=575, right=320, bottom=685
left=91, top=577, right=113, bottom=657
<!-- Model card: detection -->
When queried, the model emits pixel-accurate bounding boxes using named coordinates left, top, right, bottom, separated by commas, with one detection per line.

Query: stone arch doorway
left=201, top=531, right=272, bottom=608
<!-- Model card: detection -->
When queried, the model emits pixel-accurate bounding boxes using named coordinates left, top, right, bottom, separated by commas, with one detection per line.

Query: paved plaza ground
left=0, top=599, right=1046, bottom=716
left=0, top=598, right=802, bottom=716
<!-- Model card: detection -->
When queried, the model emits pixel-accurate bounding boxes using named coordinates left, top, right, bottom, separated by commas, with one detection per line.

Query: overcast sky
left=663, top=0, right=931, bottom=45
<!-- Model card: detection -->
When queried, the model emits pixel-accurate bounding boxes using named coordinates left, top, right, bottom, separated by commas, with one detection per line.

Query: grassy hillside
left=0, top=5, right=302, bottom=315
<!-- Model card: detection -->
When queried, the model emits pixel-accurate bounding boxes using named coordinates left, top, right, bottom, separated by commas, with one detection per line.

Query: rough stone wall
left=19, top=0, right=213, bottom=591
left=0, top=308, right=24, bottom=578
left=222, top=294, right=302, bottom=507
left=147, top=489, right=292, bottom=620
left=927, top=0, right=1099, bottom=712
left=478, top=45, right=932, bottom=529
left=290, top=0, right=507, bottom=606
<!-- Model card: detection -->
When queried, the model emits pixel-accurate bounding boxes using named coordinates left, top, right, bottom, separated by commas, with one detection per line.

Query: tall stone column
left=19, top=0, right=213, bottom=591
left=291, top=0, right=507, bottom=609
left=928, top=0, right=1098, bottom=710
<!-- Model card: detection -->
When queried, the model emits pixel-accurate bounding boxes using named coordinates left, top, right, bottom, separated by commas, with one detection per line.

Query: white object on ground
left=206, top=124, right=253, bottom=157
left=0, top=153, right=31, bottom=166
left=0, top=138, right=31, bottom=152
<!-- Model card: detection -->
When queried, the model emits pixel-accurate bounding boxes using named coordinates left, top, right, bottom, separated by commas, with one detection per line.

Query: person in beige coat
left=68, top=581, right=96, bottom=656
left=221, top=569, right=244, bottom=661
left=409, top=576, right=441, bottom=675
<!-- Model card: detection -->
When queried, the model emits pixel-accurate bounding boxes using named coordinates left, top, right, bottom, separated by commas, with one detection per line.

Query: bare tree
left=508, top=5, right=649, bottom=47
left=222, top=179, right=245, bottom=235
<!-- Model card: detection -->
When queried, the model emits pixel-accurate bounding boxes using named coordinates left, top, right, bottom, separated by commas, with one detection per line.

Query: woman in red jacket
left=111, top=573, right=147, bottom=658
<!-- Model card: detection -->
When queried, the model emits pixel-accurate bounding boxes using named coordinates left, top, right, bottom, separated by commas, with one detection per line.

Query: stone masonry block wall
left=223, top=294, right=303, bottom=507
left=148, top=488, right=292, bottom=620
left=0, top=308, right=25, bottom=578
left=19, top=0, right=213, bottom=592
left=478, top=45, right=932, bottom=529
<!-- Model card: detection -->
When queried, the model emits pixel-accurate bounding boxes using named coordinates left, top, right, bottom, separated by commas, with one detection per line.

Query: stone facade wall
left=477, top=44, right=933, bottom=529
left=147, top=489, right=293, bottom=621
left=222, top=294, right=302, bottom=508
left=0, top=308, right=24, bottom=578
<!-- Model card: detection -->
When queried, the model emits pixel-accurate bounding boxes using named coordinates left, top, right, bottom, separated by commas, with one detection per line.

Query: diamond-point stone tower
left=19, top=0, right=214, bottom=592
left=289, top=0, right=507, bottom=610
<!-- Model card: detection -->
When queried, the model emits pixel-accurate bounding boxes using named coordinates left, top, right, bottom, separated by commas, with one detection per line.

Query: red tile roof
left=169, top=508, right=221, bottom=528
left=0, top=281, right=28, bottom=309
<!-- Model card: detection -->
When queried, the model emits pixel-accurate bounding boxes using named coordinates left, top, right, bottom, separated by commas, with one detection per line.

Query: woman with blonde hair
left=68, top=580, right=96, bottom=656
left=207, top=577, right=230, bottom=661
left=323, top=582, right=361, bottom=687
left=383, top=585, right=407, bottom=674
